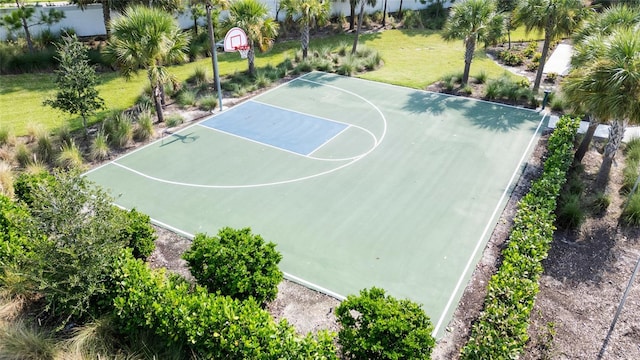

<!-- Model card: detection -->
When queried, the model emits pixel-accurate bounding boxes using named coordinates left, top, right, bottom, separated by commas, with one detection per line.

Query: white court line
left=314, top=71, right=541, bottom=113
left=140, top=213, right=347, bottom=300
left=432, top=113, right=548, bottom=336
left=308, top=125, right=352, bottom=157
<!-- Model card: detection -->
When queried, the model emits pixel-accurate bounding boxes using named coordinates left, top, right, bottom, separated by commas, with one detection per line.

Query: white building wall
left=0, top=0, right=451, bottom=40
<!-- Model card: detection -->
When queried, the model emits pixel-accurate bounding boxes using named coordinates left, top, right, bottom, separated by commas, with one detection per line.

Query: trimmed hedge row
left=111, top=253, right=338, bottom=359
left=460, top=115, right=579, bottom=359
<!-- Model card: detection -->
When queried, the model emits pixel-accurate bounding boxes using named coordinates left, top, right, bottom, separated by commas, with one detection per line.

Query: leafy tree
left=182, top=227, right=283, bottom=304
left=281, top=0, right=331, bottom=59
left=442, top=0, right=505, bottom=85
left=13, top=170, right=130, bottom=323
left=0, top=0, right=65, bottom=53
left=565, top=4, right=640, bottom=163
left=43, top=35, right=104, bottom=135
left=336, top=287, right=436, bottom=360
left=562, top=27, right=640, bottom=189
left=351, top=0, right=376, bottom=55
left=225, top=0, right=279, bottom=76
left=107, top=6, right=190, bottom=123
left=515, top=0, right=584, bottom=92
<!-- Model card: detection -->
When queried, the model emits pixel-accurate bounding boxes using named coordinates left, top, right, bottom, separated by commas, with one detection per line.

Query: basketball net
left=236, top=45, right=250, bottom=59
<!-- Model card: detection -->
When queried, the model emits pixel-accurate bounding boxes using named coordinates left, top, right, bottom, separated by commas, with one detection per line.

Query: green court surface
left=86, top=72, right=546, bottom=337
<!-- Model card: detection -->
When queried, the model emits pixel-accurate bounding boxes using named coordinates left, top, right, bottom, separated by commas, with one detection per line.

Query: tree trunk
left=153, top=84, right=164, bottom=123
left=533, top=19, right=553, bottom=92
left=462, top=35, right=476, bottom=85
left=349, top=0, right=356, bottom=30
left=382, top=0, right=387, bottom=27
left=351, top=2, right=365, bottom=55
left=102, top=0, right=111, bottom=38
left=574, top=114, right=598, bottom=163
left=159, top=83, right=166, bottom=106
left=302, top=23, right=310, bottom=59
left=398, top=0, right=403, bottom=20
left=16, top=0, right=34, bottom=53
left=248, top=47, right=256, bottom=76
left=595, top=119, right=625, bottom=190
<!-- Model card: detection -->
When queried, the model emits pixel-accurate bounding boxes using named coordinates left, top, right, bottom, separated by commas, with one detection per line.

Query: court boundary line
left=140, top=215, right=347, bottom=300
left=431, top=113, right=549, bottom=336
left=311, top=71, right=542, bottom=113
left=309, top=125, right=352, bottom=157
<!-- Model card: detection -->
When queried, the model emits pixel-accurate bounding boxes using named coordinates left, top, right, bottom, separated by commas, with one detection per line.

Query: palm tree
left=351, top=0, right=377, bottom=55
left=442, top=0, right=505, bottom=85
left=515, top=0, right=584, bottom=92
left=281, top=0, right=331, bottom=59
left=562, top=27, right=640, bottom=189
left=107, top=6, right=190, bottom=123
left=564, top=5, right=640, bottom=163
left=226, top=0, right=279, bottom=76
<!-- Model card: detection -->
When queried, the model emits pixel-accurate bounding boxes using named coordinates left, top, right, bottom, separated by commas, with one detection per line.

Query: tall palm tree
left=442, top=0, right=504, bottom=85
left=107, top=6, right=190, bottom=123
left=281, top=0, right=331, bottom=59
left=562, top=27, right=640, bottom=189
left=515, top=0, right=584, bottom=92
left=351, top=0, right=376, bottom=55
left=565, top=4, right=640, bottom=163
left=226, top=0, right=279, bottom=76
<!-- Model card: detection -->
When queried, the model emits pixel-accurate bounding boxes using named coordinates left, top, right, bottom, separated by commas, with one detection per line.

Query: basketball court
left=86, top=72, right=547, bottom=337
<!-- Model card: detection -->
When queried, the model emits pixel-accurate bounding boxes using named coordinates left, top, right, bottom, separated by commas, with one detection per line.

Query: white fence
left=0, top=0, right=447, bottom=40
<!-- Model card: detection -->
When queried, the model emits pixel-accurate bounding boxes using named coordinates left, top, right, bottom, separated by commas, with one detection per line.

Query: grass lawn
left=0, top=29, right=527, bottom=136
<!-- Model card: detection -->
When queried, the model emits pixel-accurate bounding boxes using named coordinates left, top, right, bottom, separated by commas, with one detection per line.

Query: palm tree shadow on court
left=401, top=91, right=447, bottom=115
left=161, top=132, right=199, bottom=146
left=445, top=97, right=536, bottom=132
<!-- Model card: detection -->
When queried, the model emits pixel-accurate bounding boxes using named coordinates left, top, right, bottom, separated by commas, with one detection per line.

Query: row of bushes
left=460, top=115, right=580, bottom=358
left=622, top=138, right=640, bottom=225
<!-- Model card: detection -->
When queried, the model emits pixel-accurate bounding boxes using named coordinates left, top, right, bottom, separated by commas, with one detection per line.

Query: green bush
left=35, top=131, right=54, bottom=165
left=522, top=41, right=538, bottom=58
left=499, top=50, right=525, bottom=66
left=133, top=110, right=154, bottom=142
left=89, top=131, right=110, bottom=161
left=622, top=192, right=640, bottom=226
left=590, top=191, right=610, bottom=214
left=56, top=140, right=85, bottom=170
left=183, top=227, right=283, bottom=304
left=461, top=115, right=579, bottom=359
left=114, top=207, right=156, bottom=260
left=176, top=89, right=197, bottom=108
left=165, top=114, right=184, bottom=127
left=198, top=95, right=218, bottom=111
left=112, top=254, right=338, bottom=359
left=336, top=287, right=435, bottom=360
left=484, top=74, right=533, bottom=102
left=103, top=111, right=133, bottom=149
left=556, top=193, right=585, bottom=229
left=0, top=125, right=16, bottom=146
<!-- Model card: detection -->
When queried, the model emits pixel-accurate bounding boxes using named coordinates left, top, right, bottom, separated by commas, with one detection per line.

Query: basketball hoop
left=236, top=45, right=250, bottom=59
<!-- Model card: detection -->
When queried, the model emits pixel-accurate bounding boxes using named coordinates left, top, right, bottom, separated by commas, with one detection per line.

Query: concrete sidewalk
left=543, top=43, right=573, bottom=76
left=548, top=115, right=640, bottom=142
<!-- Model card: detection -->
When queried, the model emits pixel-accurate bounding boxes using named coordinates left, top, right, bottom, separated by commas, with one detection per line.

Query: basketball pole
left=206, top=3, right=224, bottom=112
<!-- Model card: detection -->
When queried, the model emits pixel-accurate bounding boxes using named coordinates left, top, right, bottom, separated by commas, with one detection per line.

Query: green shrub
left=402, top=10, right=424, bottom=29
left=550, top=94, right=566, bottom=112
left=0, top=320, right=58, bottom=360
left=484, top=74, right=533, bottom=102
left=622, top=192, right=640, bottom=226
left=54, top=124, right=73, bottom=147
left=89, top=131, right=110, bottom=161
left=556, top=193, right=585, bottom=229
left=461, top=115, right=579, bottom=359
left=590, top=191, right=610, bottom=214
left=35, top=131, right=54, bottom=165
left=176, top=89, right=197, bottom=108
left=103, top=111, right=133, bottom=149
left=133, top=110, right=154, bottom=142
left=165, top=114, right=184, bottom=128
left=14, top=143, right=32, bottom=168
left=187, top=66, right=208, bottom=85
left=336, top=287, right=435, bottom=360
left=183, top=227, right=283, bottom=304
left=522, top=41, right=538, bottom=58
left=198, top=95, right=218, bottom=111
left=475, top=71, right=488, bottom=84
left=114, top=207, right=156, bottom=260
left=56, top=140, right=85, bottom=170
left=112, top=254, right=338, bottom=359
left=254, top=70, right=272, bottom=87
left=0, top=125, right=16, bottom=146
left=499, top=50, right=525, bottom=66
left=0, top=161, right=14, bottom=198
